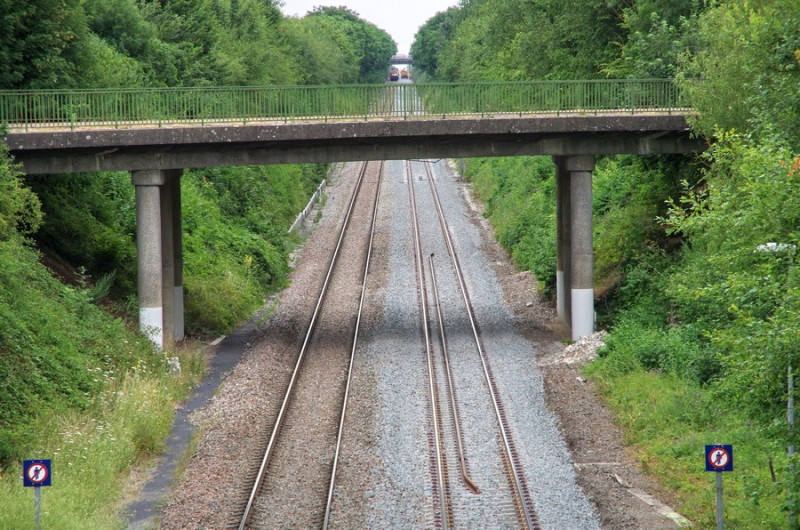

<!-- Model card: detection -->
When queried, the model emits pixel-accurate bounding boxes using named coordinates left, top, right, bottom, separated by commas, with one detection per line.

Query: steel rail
left=425, top=161, right=539, bottom=529
left=322, top=161, right=384, bottom=529
left=238, top=161, right=370, bottom=530
left=427, top=253, right=481, bottom=495
left=407, top=161, right=451, bottom=530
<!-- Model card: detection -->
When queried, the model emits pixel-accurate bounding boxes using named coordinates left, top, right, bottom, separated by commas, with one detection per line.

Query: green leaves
left=680, top=0, right=800, bottom=147
left=0, top=0, right=89, bottom=88
left=660, top=135, right=800, bottom=420
left=0, top=143, right=42, bottom=241
left=415, top=0, right=624, bottom=82
left=308, top=7, right=397, bottom=83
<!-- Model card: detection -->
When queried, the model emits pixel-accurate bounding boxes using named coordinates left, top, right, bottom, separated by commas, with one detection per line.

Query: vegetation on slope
left=413, top=0, right=800, bottom=525
left=0, top=0, right=396, bottom=525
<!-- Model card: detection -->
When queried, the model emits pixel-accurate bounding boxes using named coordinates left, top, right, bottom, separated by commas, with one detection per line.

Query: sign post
left=705, top=445, right=733, bottom=530
left=23, top=459, right=52, bottom=530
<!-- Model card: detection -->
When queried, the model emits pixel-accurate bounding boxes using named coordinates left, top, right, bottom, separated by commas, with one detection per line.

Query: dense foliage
left=412, top=0, right=624, bottom=81
left=0, top=0, right=395, bottom=493
left=414, top=0, right=800, bottom=523
left=308, top=7, right=397, bottom=84
left=0, top=0, right=396, bottom=89
left=680, top=0, right=800, bottom=146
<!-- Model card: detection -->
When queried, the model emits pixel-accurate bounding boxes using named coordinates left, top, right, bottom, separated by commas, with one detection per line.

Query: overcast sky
left=279, top=0, right=460, bottom=55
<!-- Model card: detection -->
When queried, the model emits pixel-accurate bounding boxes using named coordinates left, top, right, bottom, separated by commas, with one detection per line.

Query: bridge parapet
left=0, top=80, right=688, bottom=131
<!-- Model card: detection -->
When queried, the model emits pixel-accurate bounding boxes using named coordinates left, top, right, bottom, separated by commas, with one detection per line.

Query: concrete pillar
left=132, top=169, right=166, bottom=349
left=160, top=177, right=176, bottom=349
left=170, top=173, right=184, bottom=341
left=553, top=156, right=571, bottom=328
left=132, top=169, right=184, bottom=349
left=566, top=155, right=596, bottom=340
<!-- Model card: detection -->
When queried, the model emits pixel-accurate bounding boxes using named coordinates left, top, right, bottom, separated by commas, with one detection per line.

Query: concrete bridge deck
left=6, top=111, right=700, bottom=175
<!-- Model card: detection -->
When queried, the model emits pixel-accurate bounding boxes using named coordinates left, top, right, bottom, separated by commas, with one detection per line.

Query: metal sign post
left=705, top=445, right=733, bottom=530
left=23, top=459, right=52, bottom=530
left=34, top=487, right=42, bottom=530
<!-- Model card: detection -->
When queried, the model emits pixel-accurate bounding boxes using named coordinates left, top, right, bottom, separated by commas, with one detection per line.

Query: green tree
left=410, top=7, right=460, bottom=80
left=603, top=0, right=703, bottom=78
left=0, top=142, right=42, bottom=241
left=211, top=0, right=300, bottom=85
left=681, top=0, right=800, bottom=147
left=428, top=0, right=623, bottom=82
left=309, top=7, right=397, bottom=83
left=282, top=15, right=359, bottom=84
left=140, top=0, right=221, bottom=85
left=663, top=134, right=800, bottom=420
left=0, top=0, right=93, bottom=88
left=84, top=0, right=183, bottom=85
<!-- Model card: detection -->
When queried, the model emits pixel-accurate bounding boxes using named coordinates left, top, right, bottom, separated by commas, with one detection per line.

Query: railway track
left=231, top=158, right=540, bottom=528
left=408, top=159, right=541, bottom=529
left=235, top=161, right=383, bottom=529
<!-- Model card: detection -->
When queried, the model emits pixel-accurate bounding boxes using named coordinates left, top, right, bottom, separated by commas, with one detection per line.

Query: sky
left=278, top=0, right=460, bottom=55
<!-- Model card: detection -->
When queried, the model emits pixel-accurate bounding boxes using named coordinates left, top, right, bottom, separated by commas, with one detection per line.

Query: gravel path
left=150, top=158, right=687, bottom=529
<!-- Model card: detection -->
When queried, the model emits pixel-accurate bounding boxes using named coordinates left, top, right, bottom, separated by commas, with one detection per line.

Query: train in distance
left=388, top=67, right=410, bottom=81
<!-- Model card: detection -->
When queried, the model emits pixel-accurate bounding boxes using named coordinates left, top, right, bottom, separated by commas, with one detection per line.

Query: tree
left=0, top=142, right=42, bottom=241
left=410, top=7, right=460, bottom=80
left=211, top=0, right=300, bottom=85
left=603, top=0, right=703, bottom=78
left=308, top=7, right=396, bottom=83
left=0, top=0, right=93, bottom=88
left=84, top=0, right=183, bottom=85
left=421, top=0, right=623, bottom=82
left=282, top=16, right=359, bottom=84
left=139, top=0, right=221, bottom=86
left=680, top=0, right=800, bottom=147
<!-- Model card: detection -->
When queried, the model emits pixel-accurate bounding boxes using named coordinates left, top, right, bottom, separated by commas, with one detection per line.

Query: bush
left=465, top=156, right=557, bottom=293
left=25, top=171, right=138, bottom=297
left=179, top=163, right=326, bottom=335
left=663, top=135, right=800, bottom=424
left=0, top=236, right=161, bottom=466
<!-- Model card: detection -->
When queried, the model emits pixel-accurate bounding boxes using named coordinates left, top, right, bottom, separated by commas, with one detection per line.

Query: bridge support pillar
left=554, top=157, right=571, bottom=328
left=170, top=170, right=186, bottom=341
left=554, top=155, right=595, bottom=341
left=131, top=169, right=184, bottom=349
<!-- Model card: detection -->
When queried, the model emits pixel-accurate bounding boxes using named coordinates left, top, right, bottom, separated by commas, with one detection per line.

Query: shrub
left=0, top=236, right=161, bottom=467
left=465, top=156, right=557, bottom=293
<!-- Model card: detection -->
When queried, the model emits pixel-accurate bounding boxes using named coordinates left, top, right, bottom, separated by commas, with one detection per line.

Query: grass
left=0, top=345, right=205, bottom=530
left=585, top=364, right=789, bottom=528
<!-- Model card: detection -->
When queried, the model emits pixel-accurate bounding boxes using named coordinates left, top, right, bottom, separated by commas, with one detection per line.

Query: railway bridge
left=1, top=80, right=704, bottom=348
left=389, top=54, right=413, bottom=65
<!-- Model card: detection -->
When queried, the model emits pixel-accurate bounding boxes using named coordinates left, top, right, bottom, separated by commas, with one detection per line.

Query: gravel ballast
left=148, top=158, right=686, bottom=529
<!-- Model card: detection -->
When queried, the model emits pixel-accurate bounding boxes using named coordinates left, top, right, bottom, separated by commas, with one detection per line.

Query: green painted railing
left=0, top=79, right=687, bottom=130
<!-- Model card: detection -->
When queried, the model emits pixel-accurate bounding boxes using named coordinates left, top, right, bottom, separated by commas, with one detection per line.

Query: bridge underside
left=6, top=113, right=704, bottom=347
left=7, top=114, right=701, bottom=175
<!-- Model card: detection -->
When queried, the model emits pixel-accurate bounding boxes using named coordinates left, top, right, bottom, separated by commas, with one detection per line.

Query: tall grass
left=584, top=366, right=788, bottom=528
left=0, top=348, right=203, bottom=530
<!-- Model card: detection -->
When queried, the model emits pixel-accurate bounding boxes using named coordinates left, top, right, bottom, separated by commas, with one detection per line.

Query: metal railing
left=0, top=79, right=687, bottom=130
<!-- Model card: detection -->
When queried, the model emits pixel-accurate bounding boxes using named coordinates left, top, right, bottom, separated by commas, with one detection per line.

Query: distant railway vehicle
left=389, top=67, right=400, bottom=81
left=400, top=68, right=409, bottom=79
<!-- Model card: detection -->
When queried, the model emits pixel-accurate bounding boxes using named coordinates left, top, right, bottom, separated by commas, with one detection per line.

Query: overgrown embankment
left=0, top=1, right=398, bottom=525
left=0, top=137, right=330, bottom=526
left=413, top=0, right=800, bottom=525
